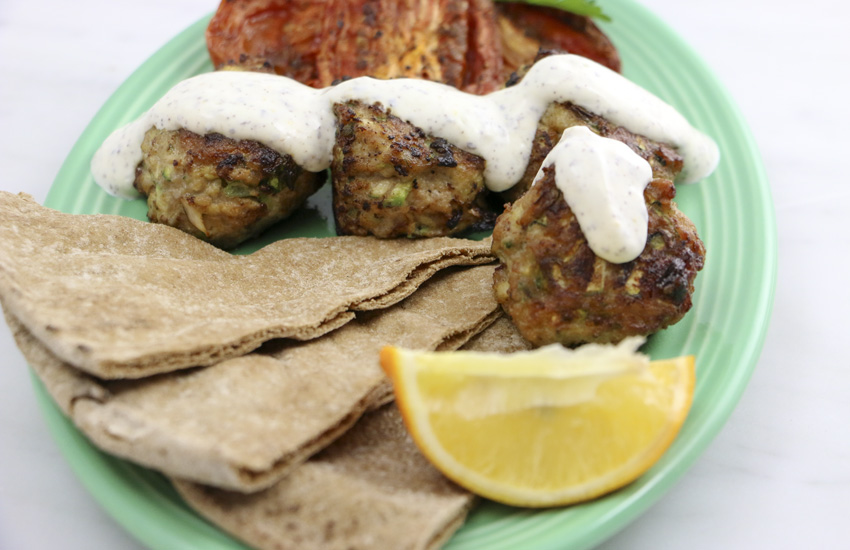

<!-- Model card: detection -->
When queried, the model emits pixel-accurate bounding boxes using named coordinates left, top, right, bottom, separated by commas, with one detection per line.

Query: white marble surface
left=0, top=1, right=847, bottom=549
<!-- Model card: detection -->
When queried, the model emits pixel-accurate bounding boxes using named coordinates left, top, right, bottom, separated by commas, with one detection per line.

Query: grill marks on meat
left=332, top=101, right=496, bottom=238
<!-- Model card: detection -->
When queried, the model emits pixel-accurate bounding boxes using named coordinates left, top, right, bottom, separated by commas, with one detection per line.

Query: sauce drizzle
left=91, top=54, right=719, bottom=263
left=537, top=126, right=653, bottom=263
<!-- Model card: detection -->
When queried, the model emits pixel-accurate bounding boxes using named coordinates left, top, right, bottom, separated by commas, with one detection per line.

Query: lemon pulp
left=381, top=342, right=694, bottom=507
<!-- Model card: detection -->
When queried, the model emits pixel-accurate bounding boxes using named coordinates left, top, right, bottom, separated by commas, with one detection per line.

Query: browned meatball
left=134, top=128, right=325, bottom=249
left=331, top=100, right=497, bottom=238
left=492, top=156, right=705, bottom=347
left=501, top=101, right=683, bottom=204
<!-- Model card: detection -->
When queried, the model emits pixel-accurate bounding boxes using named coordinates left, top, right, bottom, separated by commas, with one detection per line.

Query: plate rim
left=32, top=2, right=778, bottom=549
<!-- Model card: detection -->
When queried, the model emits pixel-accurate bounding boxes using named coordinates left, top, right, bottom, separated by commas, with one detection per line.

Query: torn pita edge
left=6, top=296, right=500, bottom=492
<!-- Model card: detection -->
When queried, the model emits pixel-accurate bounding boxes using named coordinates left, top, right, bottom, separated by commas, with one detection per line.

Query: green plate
left=35, top=1, right=776, bottom=549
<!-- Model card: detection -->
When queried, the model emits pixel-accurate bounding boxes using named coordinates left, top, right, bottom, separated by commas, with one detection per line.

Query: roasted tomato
left=495, top=2, right=621, bottom=76
left=207, top=0, right=505, bottom=93
left=206, top=0, right=327, bottom=85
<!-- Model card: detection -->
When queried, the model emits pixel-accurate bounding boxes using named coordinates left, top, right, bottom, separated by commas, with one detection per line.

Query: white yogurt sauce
left=535, top=126, right=652, bottom=263
left=91, top=74, right=336, bottom=199
left=91, top=54, right=719, bottom=261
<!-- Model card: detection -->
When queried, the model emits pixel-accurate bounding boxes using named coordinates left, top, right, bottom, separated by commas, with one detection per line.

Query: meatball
left=501, top=101, right=683, bottom=204
left=331, top=100, right=497, bottom=238
left=134, top=128, right=325, bottom=249
left=492, top=159, right=705, bottom=347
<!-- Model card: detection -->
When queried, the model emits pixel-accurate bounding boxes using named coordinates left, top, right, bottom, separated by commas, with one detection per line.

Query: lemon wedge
left=379, top=338, right=694, bottom=507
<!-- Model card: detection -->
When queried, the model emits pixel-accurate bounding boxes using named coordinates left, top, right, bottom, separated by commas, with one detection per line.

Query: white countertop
left=0, top=1, right=847, bottom=549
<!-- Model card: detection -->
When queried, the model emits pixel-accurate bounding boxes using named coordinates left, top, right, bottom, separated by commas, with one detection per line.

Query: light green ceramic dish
left=35, top=1, right=776, bottom=549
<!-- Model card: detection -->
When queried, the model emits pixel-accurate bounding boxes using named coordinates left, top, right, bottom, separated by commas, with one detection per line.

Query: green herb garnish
left=521, top=0, right=611, bottom=22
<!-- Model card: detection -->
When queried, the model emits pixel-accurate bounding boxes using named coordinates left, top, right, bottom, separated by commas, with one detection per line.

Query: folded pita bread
left=9, top=265, right=500, bottom=491
left=0, top=192, right=493, bottom=379
left=460, top=314, right=533, bottom=353
left=173, top=404, right=475, bottom=550
left=165, top=316, right=531, bottom=550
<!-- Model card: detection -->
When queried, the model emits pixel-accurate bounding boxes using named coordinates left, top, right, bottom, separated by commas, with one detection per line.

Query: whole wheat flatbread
left=9, top=265, right=500, bottom=491
left=173, top=404, right=475, bottom=550
left=165, top=317, right=531, bottom=550
left=0, top=192, right=492, bottom=379
left=460, top=314, right=533, bottom=353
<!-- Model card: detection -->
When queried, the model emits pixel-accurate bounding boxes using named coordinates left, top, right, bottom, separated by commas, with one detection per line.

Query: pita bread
left=0, top=192, right=493, bottom=379
left=459, top=314, right=533, bottom=353
left=173, top=404, right=475, bottom=550
left=9, top=265, right=500, bottom=491
left=163, top=316, right=530, bottom=550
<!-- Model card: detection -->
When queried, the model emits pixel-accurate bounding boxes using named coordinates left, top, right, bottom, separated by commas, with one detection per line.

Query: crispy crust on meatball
left=134, top=128, right=324, bottom=249
left=332, top=100, right=496, bottom=238
left=501, top=101, right=684, bottom=204
left=492, top=163, right=705, bottom=347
